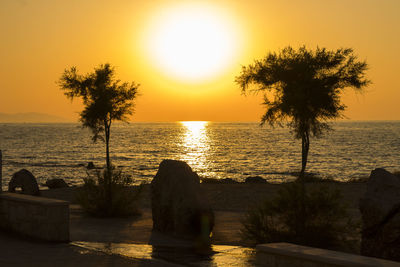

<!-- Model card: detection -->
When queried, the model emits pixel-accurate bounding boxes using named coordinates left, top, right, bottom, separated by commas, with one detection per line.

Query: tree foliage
left=59, top=63, right=139, bottom=170
left=236, top=46, right=370, bottom=176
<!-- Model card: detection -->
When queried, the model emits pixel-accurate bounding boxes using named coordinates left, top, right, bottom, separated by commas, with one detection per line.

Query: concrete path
left=0, top=231, right=179, bottom=267
left=0, top=231, right=257, bottom=266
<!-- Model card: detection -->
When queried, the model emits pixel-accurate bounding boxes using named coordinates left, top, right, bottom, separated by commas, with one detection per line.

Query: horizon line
left=2, top=119, right=400, bottom=123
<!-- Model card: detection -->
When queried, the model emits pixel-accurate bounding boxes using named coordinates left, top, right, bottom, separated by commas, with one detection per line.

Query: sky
left=1, top=0, right=399, bottom=122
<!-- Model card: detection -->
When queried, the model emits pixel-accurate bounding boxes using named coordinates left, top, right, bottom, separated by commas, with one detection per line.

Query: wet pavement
left=0, top=230, right=258, bottom=266
left=72, top=241, right=258, bottom=266
left=0, top=231, right=163, bottom=267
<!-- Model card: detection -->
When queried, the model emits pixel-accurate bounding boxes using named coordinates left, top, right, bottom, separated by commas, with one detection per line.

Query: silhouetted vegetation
left=59, top=63, right=139, bottom=213
left=76, top=168, right=142, bottom=217
left=241, top=182, right=358, bottom=251
left=293, top=173, right=337, bottom=183
left=236, top=46, right=370, bottom=178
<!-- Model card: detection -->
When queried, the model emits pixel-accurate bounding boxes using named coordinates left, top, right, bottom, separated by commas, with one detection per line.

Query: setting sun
left=143, top=3, right=241, bottom=82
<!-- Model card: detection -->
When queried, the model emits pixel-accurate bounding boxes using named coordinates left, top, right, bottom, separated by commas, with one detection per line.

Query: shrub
left=76, top=168, right=142, bottom=217
left=241, top=182, right=358, bottom=251
left=290, top=172, right=337, bottom=183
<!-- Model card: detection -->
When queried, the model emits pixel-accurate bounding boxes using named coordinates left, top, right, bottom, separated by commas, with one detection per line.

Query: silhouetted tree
left=236, top=46, right=369, bottom=178
left=59, top=63, right=139, bottom=201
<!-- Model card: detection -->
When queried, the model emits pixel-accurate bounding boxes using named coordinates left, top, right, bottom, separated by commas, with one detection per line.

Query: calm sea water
left=0, top=121, right=399, bottom=188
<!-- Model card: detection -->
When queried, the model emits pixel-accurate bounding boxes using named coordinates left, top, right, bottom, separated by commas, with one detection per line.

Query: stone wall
left=0, top=192, right=69, bottom=242
left=256, top=243, right=400, bottom=267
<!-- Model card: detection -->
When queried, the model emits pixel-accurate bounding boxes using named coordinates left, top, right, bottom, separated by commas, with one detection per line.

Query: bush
left=291, top=172, right=336, bottom=183
left=76, top=168, right=142, bottom=217
left=241, top=182, right=358, bottom=251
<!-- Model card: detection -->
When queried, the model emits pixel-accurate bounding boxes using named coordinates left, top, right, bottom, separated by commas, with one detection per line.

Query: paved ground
left=0, top=231, right=180, bottom=267
left=0, top=189, right=257, bottom=266
left=0, top=204, right=255, bottom=266
left=0, top=230, right=257, bottom=266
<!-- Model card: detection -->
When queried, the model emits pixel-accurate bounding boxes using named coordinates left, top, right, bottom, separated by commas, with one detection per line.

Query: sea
left=1, top=121, right=399, bottom=189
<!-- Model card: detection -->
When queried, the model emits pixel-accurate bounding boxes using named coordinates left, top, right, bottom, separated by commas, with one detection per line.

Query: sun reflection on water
left=179, top=121, right=211, bottom=176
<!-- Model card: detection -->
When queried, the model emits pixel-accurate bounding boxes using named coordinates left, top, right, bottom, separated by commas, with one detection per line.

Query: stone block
left=0, top=192, right=69, bottom=242
left=256, top=243, right=400, bottom=267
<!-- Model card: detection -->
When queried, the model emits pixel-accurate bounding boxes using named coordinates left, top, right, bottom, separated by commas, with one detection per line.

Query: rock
left=201, top=178, right=220, bottom=184
left=245, top=176, right=267, bottom=183
left=8, top=169, right=40, bottom=196
left=45, top=178, right=69, bottom=189
left=220, top=178, right=238, bottom=184
left=201, top=178, right=221, bottom=184
left=201, top=178, right=238, bottom=184
left=359, top=168, right=400, bottom=261
left=151, top=160, right=214, bottom=240
left=87, top=162, right=95, bottom=169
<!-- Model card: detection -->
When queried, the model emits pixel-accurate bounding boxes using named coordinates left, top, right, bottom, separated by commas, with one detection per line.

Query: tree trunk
left=104, top=119, right=112, bottom=210
left=300, top=131, right=310, bottom=179
left=298, top=131, right=310, bottom=236
left=105, top=127, right=110, bottom=171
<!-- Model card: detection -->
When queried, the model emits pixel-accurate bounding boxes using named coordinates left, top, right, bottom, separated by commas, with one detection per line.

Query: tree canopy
left=236, top=46, right=370, bottom=176
left=59, top=63, right=139, bottom=170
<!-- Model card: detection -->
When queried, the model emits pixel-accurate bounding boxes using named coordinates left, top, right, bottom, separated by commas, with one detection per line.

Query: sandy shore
left=40, top=182, right=367, bottom=247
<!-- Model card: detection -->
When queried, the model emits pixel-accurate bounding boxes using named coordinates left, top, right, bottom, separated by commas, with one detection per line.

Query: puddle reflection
left=72, top=241, right=257, bottom=266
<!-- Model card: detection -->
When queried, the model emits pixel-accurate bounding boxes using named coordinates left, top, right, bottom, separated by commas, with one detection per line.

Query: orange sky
left=1, top=0, right=399, bottom=121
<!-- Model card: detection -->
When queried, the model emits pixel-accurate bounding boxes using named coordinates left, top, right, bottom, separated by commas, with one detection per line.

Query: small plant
left=76, top=168, right=142, bottom=217
left=241, top=182, right=358, bottom=251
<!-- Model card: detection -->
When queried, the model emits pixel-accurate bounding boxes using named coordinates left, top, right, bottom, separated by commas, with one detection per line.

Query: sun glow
left=143, top=4, right=241, bottom=82
left=181, top=121, right=208, bottom=134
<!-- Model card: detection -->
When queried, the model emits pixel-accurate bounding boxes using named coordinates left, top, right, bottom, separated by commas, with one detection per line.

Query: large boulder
left=359, top=168, right=400, bottom=261
left=8, top=169, right=40, bottom=196
left=151, top=160, right=214, bottom=240
left=45, top=178, right=69, bottom=189
left=245, top=176, right=267, bottom=183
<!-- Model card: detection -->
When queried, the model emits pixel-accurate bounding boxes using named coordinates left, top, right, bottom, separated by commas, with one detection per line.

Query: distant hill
left=0, top=112, right=70, bottom=123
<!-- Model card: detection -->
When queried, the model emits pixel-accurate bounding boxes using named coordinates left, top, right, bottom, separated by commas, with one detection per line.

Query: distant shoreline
left=0, top=112, right=70, bottom=123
